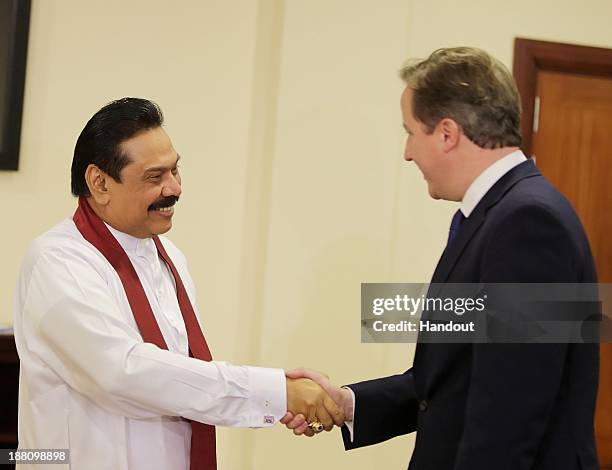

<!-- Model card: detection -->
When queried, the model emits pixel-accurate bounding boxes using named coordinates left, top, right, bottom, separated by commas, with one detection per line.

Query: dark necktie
left=447, top=209, right=466, bottom=247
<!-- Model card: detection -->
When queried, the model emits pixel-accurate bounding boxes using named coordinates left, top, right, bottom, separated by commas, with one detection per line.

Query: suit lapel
left=414, top=161, right=542, bottom=390
left=429, top=160, right=541, bottom=289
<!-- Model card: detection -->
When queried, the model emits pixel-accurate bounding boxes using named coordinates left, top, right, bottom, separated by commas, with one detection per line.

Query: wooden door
left=532, top=69, right=612, bottom=468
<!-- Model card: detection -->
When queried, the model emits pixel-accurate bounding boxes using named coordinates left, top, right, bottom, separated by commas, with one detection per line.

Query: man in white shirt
left=283, top=47, right=599, bottom=470
left=13, top=98, right=343, bottom=470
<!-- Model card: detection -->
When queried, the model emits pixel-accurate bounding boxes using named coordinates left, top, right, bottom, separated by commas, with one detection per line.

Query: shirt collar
left=105, top=222, right=157, bottom=259
left=461, top=150, right=527, bottom=217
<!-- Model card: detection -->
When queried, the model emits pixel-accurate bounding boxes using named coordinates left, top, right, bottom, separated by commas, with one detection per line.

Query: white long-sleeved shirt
left=13, top=218, right=286, bottom=470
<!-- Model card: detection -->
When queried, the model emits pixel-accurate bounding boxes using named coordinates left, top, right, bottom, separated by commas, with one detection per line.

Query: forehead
left=120, top=127, right=177, bottom=169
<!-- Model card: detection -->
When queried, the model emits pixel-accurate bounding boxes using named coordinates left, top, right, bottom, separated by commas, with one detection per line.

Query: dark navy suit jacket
left=342, top=160, right=600, bottom=470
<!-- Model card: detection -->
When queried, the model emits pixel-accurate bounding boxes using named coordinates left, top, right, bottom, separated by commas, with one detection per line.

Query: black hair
left=70, top=97, right=164, bottom=196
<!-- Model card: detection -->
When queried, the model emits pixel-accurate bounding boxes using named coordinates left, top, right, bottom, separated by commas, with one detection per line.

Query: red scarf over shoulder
left=74, top=197, right=216, bottom=470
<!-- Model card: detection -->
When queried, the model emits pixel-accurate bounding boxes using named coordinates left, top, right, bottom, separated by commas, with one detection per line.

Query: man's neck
left=460, top=149, right=527, bottom=217
left=455, top=146, right=521, bottom=201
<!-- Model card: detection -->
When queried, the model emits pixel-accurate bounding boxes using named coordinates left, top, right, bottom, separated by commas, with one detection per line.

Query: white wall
left=2, top=1, right=612, bottom=469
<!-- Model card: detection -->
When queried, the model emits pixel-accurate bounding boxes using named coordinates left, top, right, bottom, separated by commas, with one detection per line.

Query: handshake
left=282, top=368, right=354, bottom=437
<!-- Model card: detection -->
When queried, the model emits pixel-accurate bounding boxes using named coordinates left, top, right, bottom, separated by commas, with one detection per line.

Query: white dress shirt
left=13, top=218, right=286, bottom=470
left=460, top=150, right=527, bottom=217
left=345, top=150, right=528, bottom=441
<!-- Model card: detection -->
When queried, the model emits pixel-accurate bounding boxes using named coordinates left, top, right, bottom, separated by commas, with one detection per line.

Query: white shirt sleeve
left=342, top=386, right=356, bottom=442
left=21, top=249, right=286, bottom=427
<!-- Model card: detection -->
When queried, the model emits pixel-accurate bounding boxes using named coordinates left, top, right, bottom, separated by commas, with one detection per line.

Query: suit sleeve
left=453, top=204, right=578, bottom=470
left=341, top=369, right=418, bottom=450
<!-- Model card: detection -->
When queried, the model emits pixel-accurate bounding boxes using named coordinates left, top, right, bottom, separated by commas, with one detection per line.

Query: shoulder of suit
left=491, top=175, right=572, bottom=222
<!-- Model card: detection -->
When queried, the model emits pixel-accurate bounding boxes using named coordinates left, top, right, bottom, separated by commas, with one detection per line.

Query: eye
left=148, top=174, right=162, bottom=182
left=171, top=166, right=180, bottom=176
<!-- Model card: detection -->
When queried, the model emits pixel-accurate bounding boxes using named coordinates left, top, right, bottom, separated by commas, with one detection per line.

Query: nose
left=162, top=173, right=182, bottom=198
left=404, top=138, right=413, bottom=161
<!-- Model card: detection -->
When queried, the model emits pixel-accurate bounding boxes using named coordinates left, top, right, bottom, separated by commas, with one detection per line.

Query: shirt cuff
left=342, top=386, right=356, bottom=442
left=247, top=366, right=287, bottom=427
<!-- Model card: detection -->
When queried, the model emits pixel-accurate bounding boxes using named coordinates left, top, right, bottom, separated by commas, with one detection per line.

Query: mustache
left=148, top=196, right=179, bottom=211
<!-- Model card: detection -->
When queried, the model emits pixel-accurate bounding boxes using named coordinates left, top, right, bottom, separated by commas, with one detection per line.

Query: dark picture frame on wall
left=0, top=0, right=30, bottom=171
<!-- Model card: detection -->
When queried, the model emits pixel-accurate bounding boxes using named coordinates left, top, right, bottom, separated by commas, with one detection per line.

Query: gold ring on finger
left=308, top=420, right=324, bottom=433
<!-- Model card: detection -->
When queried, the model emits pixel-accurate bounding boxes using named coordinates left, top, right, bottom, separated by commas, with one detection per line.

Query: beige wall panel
left=251, top=1, right=415, bottom=469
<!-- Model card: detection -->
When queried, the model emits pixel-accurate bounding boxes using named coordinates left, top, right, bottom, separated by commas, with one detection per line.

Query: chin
left=427, top=184, right=441, bottom=200
left=150, top=221, right=173, bottom=236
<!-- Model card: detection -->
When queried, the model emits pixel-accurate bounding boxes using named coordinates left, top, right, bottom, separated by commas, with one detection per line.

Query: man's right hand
left=283, top=369, right=354, bottom=437
left=285, top=377, right=344, bottom=436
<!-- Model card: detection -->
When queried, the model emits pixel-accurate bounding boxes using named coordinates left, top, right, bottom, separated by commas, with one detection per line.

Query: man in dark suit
left=282, top=47, right=600, bottom=469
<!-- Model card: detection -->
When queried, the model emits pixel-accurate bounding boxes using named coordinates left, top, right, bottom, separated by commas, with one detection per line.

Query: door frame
left=513, top=37, right=612, bottom=469
left=513, top=37, right=612, bottom=155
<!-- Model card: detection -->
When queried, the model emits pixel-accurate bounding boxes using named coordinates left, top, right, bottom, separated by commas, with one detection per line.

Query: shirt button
left=419, top=400, right=428, bottom=412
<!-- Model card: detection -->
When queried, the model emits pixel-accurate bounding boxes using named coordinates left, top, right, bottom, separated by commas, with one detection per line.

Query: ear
left=84, top=164, right=111, bottom=205
left=437, top=118, right=461, bottom=152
